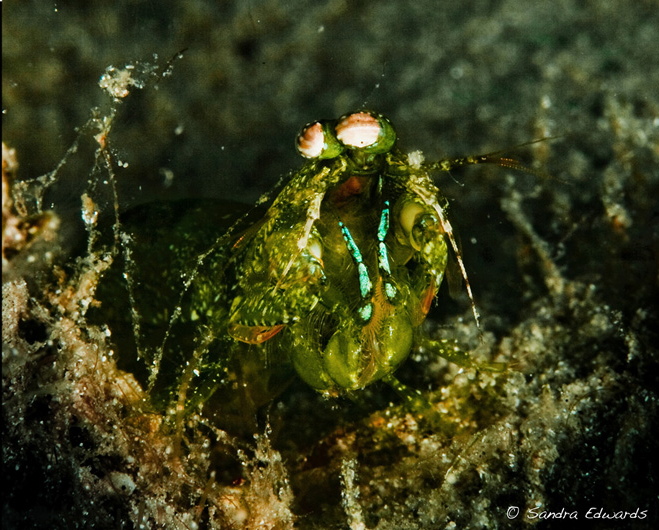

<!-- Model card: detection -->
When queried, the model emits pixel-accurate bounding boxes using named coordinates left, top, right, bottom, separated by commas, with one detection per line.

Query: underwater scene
left=3, top=1, right=658, bottom=528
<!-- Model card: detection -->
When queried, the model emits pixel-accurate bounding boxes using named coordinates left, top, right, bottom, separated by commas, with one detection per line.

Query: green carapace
left=104, top=111, right=513, bottom=418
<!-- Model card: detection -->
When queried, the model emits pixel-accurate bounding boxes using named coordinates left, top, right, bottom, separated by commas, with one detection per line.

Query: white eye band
left=335, top=112, right=381, bottom=148
left=296, top=121, right=325, bottom=159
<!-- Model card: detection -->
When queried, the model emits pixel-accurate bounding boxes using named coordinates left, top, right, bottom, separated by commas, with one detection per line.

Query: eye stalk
left=335, top=111, right=396, bottom=154
left=296, top=120, right=344, bottom=160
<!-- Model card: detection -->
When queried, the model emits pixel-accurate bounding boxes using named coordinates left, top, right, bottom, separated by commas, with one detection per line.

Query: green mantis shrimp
left=103, top=110, right=519, bottom=419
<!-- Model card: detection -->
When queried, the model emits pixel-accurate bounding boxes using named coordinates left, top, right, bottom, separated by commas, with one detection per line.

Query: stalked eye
left=296, top=120, right=343, bottom=160
left=335, top=111, right=396, bottom=154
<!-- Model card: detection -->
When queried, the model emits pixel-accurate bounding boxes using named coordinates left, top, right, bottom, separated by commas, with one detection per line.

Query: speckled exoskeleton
left=105, top=111, right=515, bottom=416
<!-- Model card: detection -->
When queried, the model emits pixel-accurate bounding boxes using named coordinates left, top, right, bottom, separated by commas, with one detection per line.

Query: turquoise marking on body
left=376, top=202, right=397, bottom=300
left=385, top=282, right=397, bottom=299
left=377, top=201, right=390, bottom=241
left=340, top=222, right=362, bottom=262
left=377, top=202, right=392, bottom=275
left=358, top=304, right=373, bottom=321
left=357, top=264, right=371, bottom=298
left=340, top=221, right=373, bottom=298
